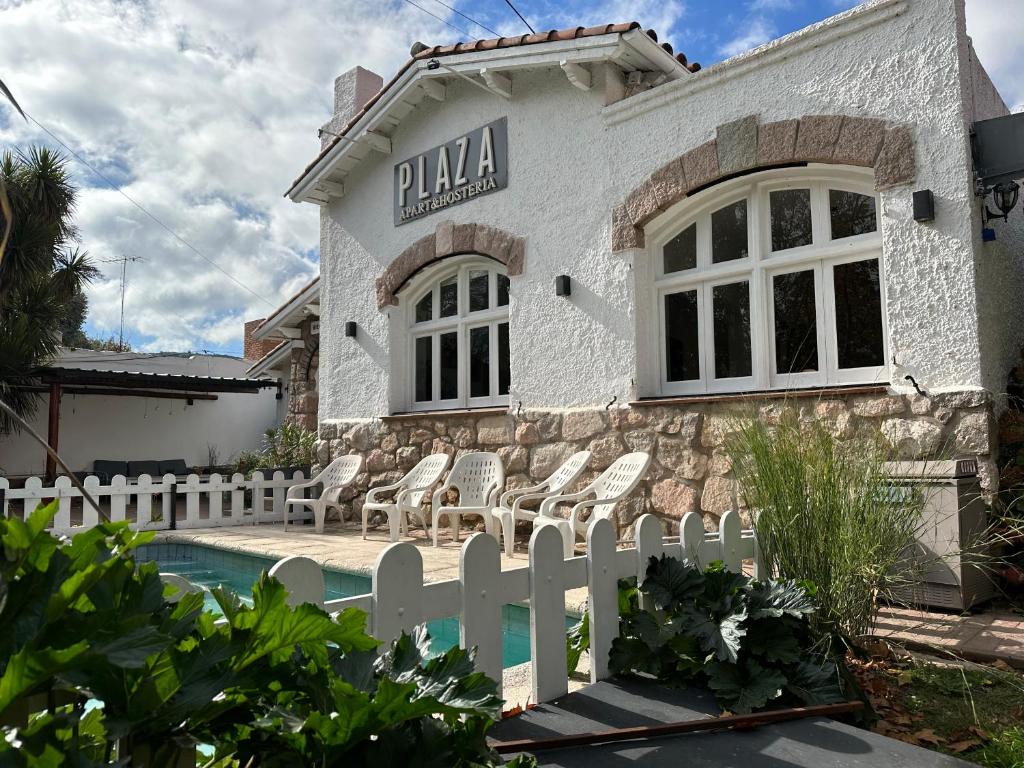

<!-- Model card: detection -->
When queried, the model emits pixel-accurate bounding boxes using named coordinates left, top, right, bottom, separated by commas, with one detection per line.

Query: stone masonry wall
left=315, top=389, right=995, bottom=536
left=286, top=317, right=319, bottom=430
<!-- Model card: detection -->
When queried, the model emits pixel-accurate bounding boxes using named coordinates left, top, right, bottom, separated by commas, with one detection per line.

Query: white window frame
left=402, top=256, right=510, bottom=411
left=644, top=166, right=889, bottom=397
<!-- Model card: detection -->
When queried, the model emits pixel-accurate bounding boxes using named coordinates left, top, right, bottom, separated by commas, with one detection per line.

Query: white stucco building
left=286, top=0, right=1023, bottom=530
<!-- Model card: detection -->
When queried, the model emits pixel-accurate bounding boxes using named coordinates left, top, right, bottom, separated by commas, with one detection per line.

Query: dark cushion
left=128, top=460, right=161, bottom=478
left=159, top=459, right=189, bottom=476
left=93, top=460, right=128, bottom=483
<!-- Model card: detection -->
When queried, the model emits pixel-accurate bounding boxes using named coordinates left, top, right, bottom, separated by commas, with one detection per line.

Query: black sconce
left=554, top=275, right=571, bottom=296
left=344, top=321, right=357, bottom=338
left=985, top=181, right=1020, bottom=223
left=913, top=189, right=934, bottom=222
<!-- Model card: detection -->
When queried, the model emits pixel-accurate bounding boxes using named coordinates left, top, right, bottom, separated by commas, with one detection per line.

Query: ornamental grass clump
left=728, top=410, right=924, bottom=650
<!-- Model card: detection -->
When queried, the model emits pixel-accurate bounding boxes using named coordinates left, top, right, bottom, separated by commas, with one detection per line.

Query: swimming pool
left=137, top=542, right=573, bottom=669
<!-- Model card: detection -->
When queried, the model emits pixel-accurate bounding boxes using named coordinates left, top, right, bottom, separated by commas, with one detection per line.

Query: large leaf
left=0, top=642, right=88, bottom=716
left=641, top=555, right=705, bottom=609
left=744, top=618, right=802, bottom=664
left=707, top=660, right=786, bottom=714
left=785, top=658, right=845, bottom=706
left=681, top=605, right=748, bottom=663
left=746, top=579, right=815, bottom=620
left=566, top=610, right=589, bottom=676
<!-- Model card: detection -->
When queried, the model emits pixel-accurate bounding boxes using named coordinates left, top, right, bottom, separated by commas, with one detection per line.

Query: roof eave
left=286, top=31, right=688, bottom=204
left=252, top=277, right=321, bottom=340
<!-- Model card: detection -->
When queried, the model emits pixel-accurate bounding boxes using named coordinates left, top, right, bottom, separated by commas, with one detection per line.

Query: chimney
left=320, top=66, right=384, bottom=148
left=243, top=318, right=281, bottom=362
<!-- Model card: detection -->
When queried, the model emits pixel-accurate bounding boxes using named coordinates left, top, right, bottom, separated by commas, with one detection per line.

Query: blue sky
left=0, top=0, right=1019, bottom=357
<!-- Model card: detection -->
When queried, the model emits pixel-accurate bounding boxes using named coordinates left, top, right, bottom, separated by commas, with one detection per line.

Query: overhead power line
left=502, top=0, right=535, bottom=34
left=428, top=0, right=500, bottom=37
left=24, top=112, right=276, bottom=310
left=401, top=0, right=472, bottom=37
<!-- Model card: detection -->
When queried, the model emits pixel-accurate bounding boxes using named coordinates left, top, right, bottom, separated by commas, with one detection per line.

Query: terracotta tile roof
left=288, top=22, right=698, bottom=196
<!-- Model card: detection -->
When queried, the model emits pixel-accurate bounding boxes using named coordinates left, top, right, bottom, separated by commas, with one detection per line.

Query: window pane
left=711, top=200, right=748, bottom=263
left=830, top=190, right=877, bottom=240
left=414, top=337, right=432, bottom=402
left=712, top=281, right=752, bottom=379
left=469, top=269, right=489, bottom=312
left=415, top=292, right=432, bottom=323
left=773, top=270, right=819, bottom=374
left=439, top=276, right=458, bottom=318
left=440, top=331, right=458, bottom=400
left=663, top=224, right=697, bottom=273
left=664, top=290, right=700, bottom=382
left=469, top=326, right=490, bottom=398
left=770, top=188, right=812, bottom=252
left=498, top=322, right=510, bottom=396
left=497, top=274, right=510, bottom=307
left=834, top=258, right=884, bottom=369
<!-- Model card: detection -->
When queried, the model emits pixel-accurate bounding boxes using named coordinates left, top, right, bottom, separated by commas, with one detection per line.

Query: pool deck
left=156, top=520, right=590, bottom=615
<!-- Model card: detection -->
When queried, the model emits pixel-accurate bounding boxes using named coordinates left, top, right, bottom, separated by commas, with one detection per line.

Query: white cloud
left=966, top=0, right=1024, bottom=112
left=0, top=0, right=459, bottom=353
left=718, top=16, right=776, bottom=58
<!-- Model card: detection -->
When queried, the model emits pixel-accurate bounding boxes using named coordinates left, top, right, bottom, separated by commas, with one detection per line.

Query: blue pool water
left=137, top=542, right=573, bottom=668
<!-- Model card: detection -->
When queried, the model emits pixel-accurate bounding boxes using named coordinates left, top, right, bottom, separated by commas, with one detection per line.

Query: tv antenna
left=99, top=254, right=146, bottom=350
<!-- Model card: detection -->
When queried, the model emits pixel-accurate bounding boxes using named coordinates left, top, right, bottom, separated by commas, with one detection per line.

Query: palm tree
left=0, top=147, right=98, bottom=432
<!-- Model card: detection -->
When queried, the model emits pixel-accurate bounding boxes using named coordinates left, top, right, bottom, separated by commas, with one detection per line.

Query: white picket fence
left=244, top=510, right=760, bottom=703
left=0, top=470, right=309, bottom=534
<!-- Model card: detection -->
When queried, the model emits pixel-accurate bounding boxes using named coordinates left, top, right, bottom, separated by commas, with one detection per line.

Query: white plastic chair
left=536, top=452, right=651, bottom=558
left=361, top=453, right=451, bottom=542
left=430, top=452, right=504, bottom=547
left=492, top=451, right=592, bottom=557
left=284, top=455, right=363, bottom=533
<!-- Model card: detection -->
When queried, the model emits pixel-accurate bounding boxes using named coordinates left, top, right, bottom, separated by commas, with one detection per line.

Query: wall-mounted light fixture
left=344, top=321, right=357, bottom=338
left=913, top=189, right=935, bottom=222
left=554, top=275, right=571, bottom=297
left=985, top=181, right=1020, bottom=223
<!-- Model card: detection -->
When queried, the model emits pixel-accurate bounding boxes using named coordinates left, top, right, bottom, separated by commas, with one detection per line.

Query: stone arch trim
left=376, top=220, right=525, bottom=308
left=611, top=114, right=916, bottom=252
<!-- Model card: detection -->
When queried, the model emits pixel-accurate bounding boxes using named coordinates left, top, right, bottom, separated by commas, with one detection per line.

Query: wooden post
left=529, top=524, right=568, bottom=704
left=460, top=533, right=503, bottom=693
left=45, top=382, right=61, bottom=482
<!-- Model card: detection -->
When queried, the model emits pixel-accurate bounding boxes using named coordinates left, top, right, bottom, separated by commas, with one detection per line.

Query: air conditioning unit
left=885, top=458, right=996, bottom=611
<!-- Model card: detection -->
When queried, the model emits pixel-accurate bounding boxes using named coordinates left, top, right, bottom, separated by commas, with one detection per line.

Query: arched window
left=405, top=259, right=510, bottom=410
left=644, top=167, right=887, bottom=396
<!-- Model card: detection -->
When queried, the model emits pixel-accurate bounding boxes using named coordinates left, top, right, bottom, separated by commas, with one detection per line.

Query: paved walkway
left=873, top=606, right=1024, bottom=668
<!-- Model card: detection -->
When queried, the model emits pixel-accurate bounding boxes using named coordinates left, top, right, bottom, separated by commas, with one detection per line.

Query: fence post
left=208, top=473, right=223, bottom=524
left=162, top=474, right=177, bottom=530
left=136, top=474, right=153, bottom=529
left=679, top=511, right=705, bottom=564
left=719, top=509, right=742, bottom=572
left=529, top=524, right=567, bottom=704
left=635, top=514, right=663, bottom=612
left=184, top=474, right=201, bottom=527
left=230, top=472, right=245, bottom=522
left=0, top=478, right=7, bottom=519
left=460, top=533, right=503, bottom=692
left=110, top=475, right=127, bottom=524
left=53, top=476, right=73, bottom=532
left=82, top=475, right=101, bottom=528
left=372, top=542, right=423, bottom=651
left=250, top=471, right=265, bottom=521
left=269, top=556, right=325, bottom=608
left=587, top=517, right=617, bottom=684
left=272, top=471, right=286, bottom=520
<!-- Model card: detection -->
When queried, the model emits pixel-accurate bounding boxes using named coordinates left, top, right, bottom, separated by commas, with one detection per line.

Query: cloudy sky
left=0, top=0, right=1019, bottom=356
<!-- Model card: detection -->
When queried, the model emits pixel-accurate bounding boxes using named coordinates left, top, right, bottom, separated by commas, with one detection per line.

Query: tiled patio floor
left=873, top=605, right=1024, bottom=668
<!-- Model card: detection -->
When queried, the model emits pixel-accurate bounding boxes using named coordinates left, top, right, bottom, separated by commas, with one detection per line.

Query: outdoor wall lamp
left=984, top=181, right=1020, bottom=223
left=344, top=321, right=357, bottom=338
left=912, top=190, right=935, bottom=223
left=554, top=275, right=571, bottom=297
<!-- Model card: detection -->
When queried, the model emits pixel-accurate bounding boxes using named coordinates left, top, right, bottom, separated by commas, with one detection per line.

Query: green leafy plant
left=234, top=423, right=317, bottom=475
left=728, top=411, right=924, bottom=650
left=608, top=555, right=845, bottom=714
left=0, top=502, right=532, bottom=766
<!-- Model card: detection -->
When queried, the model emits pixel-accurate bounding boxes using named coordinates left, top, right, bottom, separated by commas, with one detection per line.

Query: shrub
left=728, top=411, right=923, bottom=649
left=0, top=503, right=532, bottom=767
left=608, top=555, right=845, bottom=713
left=232, top=423, right=317, bottom=475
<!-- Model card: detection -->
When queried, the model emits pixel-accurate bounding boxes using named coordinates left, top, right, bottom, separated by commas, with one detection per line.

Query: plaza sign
left=394, top=118, right=508, bottom=225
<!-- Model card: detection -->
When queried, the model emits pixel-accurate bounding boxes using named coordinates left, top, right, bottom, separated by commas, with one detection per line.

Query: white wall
left=0, top=353, right=279, bottom=476
left=316, top=0, right=1004, bottom=420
